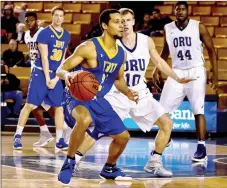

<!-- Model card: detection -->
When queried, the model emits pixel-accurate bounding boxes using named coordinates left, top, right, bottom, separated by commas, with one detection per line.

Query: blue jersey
left=75, top=37, right=125, bottom=97
left=36, top=25, right=70, bottom=71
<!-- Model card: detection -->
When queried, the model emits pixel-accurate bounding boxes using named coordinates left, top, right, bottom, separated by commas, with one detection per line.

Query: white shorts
left=105, top=88, right=166, bottom=133
left=160, top=66, right=206, bottom=115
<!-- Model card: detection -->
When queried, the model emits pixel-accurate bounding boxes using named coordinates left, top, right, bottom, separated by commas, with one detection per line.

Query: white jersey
left=116, top=33, right=151, bottom=91
left=165, top=19, right=204, bottom=69
left=24, top=27, right=44, bottom=70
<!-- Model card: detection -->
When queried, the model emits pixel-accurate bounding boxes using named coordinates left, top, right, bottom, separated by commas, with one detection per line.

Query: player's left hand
left=126, top=89, right=139, bottom=104
left=48, top=77, right=59, bottom=89
left=210, top=74, right=218, bottom=91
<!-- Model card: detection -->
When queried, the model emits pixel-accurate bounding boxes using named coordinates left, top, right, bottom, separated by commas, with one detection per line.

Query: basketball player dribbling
left=153, top=1, right=218, bottom=162
left=66, top=8, right=194, bottom=178
left=57, top=9, right=138, bottom=184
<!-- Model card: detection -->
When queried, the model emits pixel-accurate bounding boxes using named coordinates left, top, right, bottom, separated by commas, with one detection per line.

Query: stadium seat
left=62, top=24, right=81, bottom=34
left=218, top=70, right=227, bottom=80
left=81, top=4, right=101, bottom=13
left=198, top=1, right=216, bottom=5
left=18, top=44, right=29, bottom=53
left=218, top=93, right=227, bottom=109
left=193, top=6, right=211, bottom=16
left=220, top=17, right=227, bottom=27
left=1, top=44, right=8, bottom=54
left=215, top=27, right=227, bottom=38
left=189, top=16, right=201, bottom=21
left=207, top=26, right=214, bottom=37
left=73, top=13, right=91, bottom=24
left=37, top=13, right=52, bottom=22
left=216, top=1, right=227, bottom=6
left=212, top=7, right=227, bottom=16
left=218, top=60, right=227, bottom=69
left=152, top=37, right=164, bottom=47
left=213, top=38, right=227, bottom=48
left=200, top=16, right=219, bottom=26
left=154, top=5, right=173, bottom=15
left=14, top=2, right=43, bottom=12
left=43, top=2, right=62, bottom=12
left=63, top=3, right=82, bottom=13
left=218, top=49, right=227, bottom=60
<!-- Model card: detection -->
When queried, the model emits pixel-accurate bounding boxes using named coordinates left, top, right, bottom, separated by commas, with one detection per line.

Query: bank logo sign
left=123, top=101, right=217, bottom=132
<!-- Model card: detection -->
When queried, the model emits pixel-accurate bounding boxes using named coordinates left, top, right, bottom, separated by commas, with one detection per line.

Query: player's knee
left=115, top=131, right=130, bottom=144
left=164, top=118, right=173, bottom=133
left=76, top=115, right=92, bottom=130
left=55, top=106, right=63, bottom=114
left=160, top=117, right=173, bottom=133
left=24, top=103, right=36, bottom=112
left=16, top=91, right=23, bottom=99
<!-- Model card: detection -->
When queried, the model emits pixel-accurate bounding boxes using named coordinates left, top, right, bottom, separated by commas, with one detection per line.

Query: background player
left=153, top=1, right=218, bottom=162
left=24, top=11, right=54, bottom=147
left=13, top=7, right=70, bottom=150
left=69, top=8, right=194, bottom=177
left=57, top=9, right=138, bottom=184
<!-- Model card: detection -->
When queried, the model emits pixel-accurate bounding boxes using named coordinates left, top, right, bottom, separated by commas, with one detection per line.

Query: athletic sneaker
left=100, top=164, right=132, bottom=180
left=13, top=134, right=22, bottom=149
left=55, top=138, right=68, bottom=151
left=33, top=131, right=54, bottom=147
left=144, top=154, right=173, bottom=177
left=58, top=157, right=76, bottom=185
left=191, top=144, right=207, bottom=162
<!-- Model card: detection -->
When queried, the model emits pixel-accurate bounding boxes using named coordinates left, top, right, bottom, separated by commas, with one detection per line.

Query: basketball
left=68, top=71, right=99, bottom=101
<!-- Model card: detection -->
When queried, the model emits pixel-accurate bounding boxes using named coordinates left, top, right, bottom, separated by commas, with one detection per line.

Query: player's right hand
left=65, top=70, right=82, bottom=87
left=176, top=77, right=196, bottom=84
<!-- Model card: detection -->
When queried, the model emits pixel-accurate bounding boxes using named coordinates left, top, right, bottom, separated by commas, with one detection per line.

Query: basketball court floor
left=1, top=133, right=227, bottom=187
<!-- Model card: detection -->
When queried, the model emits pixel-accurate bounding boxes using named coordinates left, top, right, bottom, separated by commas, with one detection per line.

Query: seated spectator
left=1, top=39, right=26, bottom=67
left=135, top=13, right=151, bottom=35
left=1, top=65, right=23, bottom=118
left=1, top=5, right=19, bottom=43
left=14, top=23, right=26, bottom=44
left=149, top=9, right=172, bottom=37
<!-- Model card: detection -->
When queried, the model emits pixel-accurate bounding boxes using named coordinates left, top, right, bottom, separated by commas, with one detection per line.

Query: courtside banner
left=123, top=101, right=217, bottom=132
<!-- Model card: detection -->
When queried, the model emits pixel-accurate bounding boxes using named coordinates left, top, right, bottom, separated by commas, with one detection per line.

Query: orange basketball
left=68, top=71, right=99, bottom=101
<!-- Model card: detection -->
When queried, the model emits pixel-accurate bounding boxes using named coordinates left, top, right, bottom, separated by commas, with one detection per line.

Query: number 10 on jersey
left=125, top=73, right=141, bottom=87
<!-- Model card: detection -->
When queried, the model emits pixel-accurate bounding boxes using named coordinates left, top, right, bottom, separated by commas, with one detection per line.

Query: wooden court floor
left=1, top=133, right=227, bottom=188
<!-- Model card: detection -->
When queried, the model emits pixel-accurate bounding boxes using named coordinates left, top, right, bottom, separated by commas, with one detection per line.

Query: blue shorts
left=27, top=68, right=63, bottom=107
left=66, top=91, right=127, bottom=140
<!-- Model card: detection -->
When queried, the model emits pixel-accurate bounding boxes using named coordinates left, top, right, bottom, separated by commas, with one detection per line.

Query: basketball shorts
left=160, top=66, right=206, bottom=115
left=27, top=67, right=64, bottom=107
left=105, top=88, right=166, bottom=133
left=69, top=95, right=127, bottom=140
left=61, top=89, right=76, bottom=129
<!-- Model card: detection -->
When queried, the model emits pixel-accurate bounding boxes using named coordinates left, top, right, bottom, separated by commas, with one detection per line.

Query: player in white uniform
left=68, top=8, right=193, bottom=177
left=153, top=1, right=218, bottom=162
left=21, top=12, right=70, bottom=148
